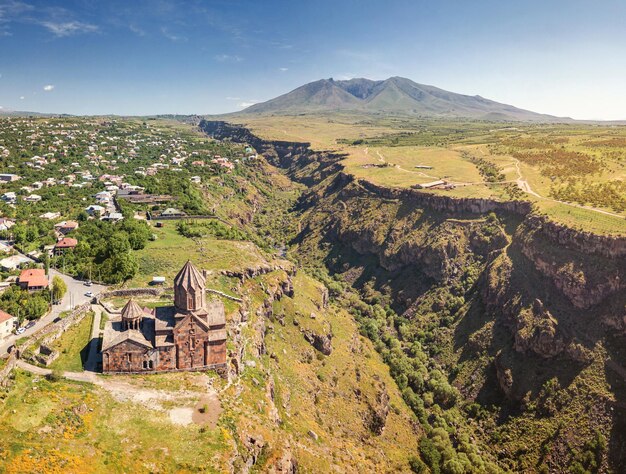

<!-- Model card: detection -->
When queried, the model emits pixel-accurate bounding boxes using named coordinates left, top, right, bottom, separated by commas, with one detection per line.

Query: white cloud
left=214, top=54, right=243, bottom=63
left=225, top=96, right=241, bottom=100
left=279, top=67, right=288, bottom=72
left=41, top=21, right=98, bottom=37
left=238, top=100, right=258, bottom=108
left=43, top=84, right=54, bottom=91
left=161, top=27, right=187, bottom=42
left=129, top=24, right=145, bottom=36
left=19, top=96, right=24, bottom=100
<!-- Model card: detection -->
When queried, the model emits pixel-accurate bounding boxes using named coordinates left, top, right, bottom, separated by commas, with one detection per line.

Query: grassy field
left=0, top=266, right=421, bottom=472
left=229, top=113, right=626, bottom=234
left=0, top=370, right=231, bottom=473
left=124, top=221, right=271, bottom=288
left=48, top=311, right=94, bottom=372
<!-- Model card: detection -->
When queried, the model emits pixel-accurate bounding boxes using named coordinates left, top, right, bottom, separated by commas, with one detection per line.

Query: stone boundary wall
left=0, top=353, right=16, bottom=386
left=99, top=287, right=172, bottom=300
left=20, top=302, right=92, bottom=366
left=100, top=286, right=243, bottom=308
left=207, top=288, right=243, bottom=302
left=104, top=362, right=227, bottom=376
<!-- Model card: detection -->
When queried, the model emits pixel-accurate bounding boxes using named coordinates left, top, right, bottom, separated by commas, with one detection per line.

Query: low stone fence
left=21, top=302, right=92, bottom=367
left=99, top=287, right=173, bottom=300
left=100, top=286, right=243, bottom=306
left=0, top=352, right=16, bottom=386
left=207, top=289, right=243, bottom=303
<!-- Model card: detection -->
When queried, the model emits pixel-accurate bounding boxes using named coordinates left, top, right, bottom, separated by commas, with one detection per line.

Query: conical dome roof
left=121, top=299, right=144, bottom=321
left=174, top=260, right=205, bottom=292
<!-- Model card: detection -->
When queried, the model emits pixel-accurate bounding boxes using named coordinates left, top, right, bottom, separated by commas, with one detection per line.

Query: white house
left=23, top=194, right=42, bottom=202
left=0, top=310, right=16, bottom=340
left=1, top=192, right=16, bottom=204
left=0, top=254, right=31, bottom=271
left=85, top=205, right=105, bottom=216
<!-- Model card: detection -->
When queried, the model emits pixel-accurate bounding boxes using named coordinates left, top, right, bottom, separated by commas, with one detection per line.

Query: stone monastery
left=101, top=261, right=227, bottom=373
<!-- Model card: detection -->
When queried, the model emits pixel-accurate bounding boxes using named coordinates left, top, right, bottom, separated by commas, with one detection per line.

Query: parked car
left=85, top=291, right=94, bottom=298
left=25, top=321, right=36, bottom=329
left=84, top=281, right=92, bottom=287
left=15, top=327, right=25, bottom=335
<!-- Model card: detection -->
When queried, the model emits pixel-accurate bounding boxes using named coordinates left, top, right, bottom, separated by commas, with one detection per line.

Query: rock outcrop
left=303, top=330, right=333, bottom=355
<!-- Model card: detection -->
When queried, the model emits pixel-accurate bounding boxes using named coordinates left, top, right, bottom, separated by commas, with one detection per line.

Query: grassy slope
left=48, top=312, right=94, bottom=372
left=0, top=270, right=420, bottom=473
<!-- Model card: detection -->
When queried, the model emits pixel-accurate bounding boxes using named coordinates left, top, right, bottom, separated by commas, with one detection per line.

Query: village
left=0, top=117, right=257, bottom=343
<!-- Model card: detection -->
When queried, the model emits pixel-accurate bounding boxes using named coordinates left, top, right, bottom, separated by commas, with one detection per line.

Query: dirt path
left=374, top=149, right=440, bottom=179
left=16, top=359, right=221, bottom=427
left=512, top=158, right=623, bottom=218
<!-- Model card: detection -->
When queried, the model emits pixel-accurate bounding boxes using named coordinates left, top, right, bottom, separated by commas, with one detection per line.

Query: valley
left=0, top=111, right=623, bottom=472
left=202, top=117, right=626, bottom=472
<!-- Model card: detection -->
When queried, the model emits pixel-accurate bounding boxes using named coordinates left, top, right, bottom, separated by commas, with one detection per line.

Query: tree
left=52, top=275, right=67, bottom=303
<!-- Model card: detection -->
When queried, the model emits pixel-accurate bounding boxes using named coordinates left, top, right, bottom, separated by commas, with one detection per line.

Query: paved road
left=0, top=269, right=107, bottom=356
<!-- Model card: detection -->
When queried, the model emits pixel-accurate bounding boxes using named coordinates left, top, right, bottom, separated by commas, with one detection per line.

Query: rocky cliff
left=202, top=119, right=626, bottom=471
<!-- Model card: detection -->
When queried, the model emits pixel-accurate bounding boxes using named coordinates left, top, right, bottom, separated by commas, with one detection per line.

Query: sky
left=1, top=0, right=626, bottom=119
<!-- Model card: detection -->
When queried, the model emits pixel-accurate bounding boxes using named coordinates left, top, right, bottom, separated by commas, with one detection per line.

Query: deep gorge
left=201, top=119, right=626, bottom=472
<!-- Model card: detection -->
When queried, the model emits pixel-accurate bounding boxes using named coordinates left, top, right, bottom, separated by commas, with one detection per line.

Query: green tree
left=52, top=275, right=67, bottom=303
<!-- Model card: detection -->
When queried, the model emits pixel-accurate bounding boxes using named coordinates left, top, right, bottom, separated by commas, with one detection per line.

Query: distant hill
left=241, top=77, right=570, bottom=122
left=0, top=108, right=57, bottom=117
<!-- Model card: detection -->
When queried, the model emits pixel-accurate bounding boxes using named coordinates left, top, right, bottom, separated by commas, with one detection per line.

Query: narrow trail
left=511, top=158, right=623, bottom=218
left=372, top=149, right=439, bottom=179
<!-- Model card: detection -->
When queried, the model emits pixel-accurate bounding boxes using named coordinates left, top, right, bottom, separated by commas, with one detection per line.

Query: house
left=40, top=212, right=61, bottom=220
left=0, top=310, right=16, bottom=340
left=101, top=212, right=123, bottom=222
left=85, top=205, right=105, bottom=216
left=0, top=254, right=31, bottom=271
left=413, top=180, right=446, bottom=189
left=161, top=208, right=185, bottom=217
left=23, top=194, right=42, bottom=202
left=18, top=268, right=49, bottom=291
left=0, top=174, right=20, bottom=182
left=54, top=237, right=78, bottom=255
left=101, top=261, right=227, bottom=374
left=0, top=218, right=15, bottom=231
left=54, top=220, right=79, bottom=234
left=1, top=192, right=17, bottom=204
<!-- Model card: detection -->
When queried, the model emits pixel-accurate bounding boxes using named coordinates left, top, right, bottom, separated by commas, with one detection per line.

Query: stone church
left=102, top=261, right=227, bottom=373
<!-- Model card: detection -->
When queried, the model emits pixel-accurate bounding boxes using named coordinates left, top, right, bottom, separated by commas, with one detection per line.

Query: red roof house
left=18, top=268, right=49, bottom=291
left=55, top=237, right=78, bottom=255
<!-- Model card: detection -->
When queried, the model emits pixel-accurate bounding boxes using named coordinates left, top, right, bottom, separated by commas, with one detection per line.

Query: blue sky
left=1, top=0, right=626, bottom=119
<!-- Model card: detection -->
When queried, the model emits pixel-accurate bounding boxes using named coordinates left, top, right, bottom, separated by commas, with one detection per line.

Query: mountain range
left=241, top=76, right=569, bottom=122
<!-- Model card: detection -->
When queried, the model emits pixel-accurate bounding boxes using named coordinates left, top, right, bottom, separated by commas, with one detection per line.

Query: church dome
left=121, top=299, right=144, bottom=330
left=174, top=260, right=205, bottom=291
left=173, top=260, right=206, bottom=312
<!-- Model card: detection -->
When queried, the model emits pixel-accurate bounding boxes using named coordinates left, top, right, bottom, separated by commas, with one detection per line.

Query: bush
left=47, top=369, right=63, bottom=382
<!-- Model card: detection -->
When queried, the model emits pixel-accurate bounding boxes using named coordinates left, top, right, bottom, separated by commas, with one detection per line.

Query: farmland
left=229, top=113, right=626, bottom=234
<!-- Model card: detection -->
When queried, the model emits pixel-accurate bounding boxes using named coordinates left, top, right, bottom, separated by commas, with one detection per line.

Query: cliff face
left=202, top=120, right=626, bottom=470
left=202, top=120, right=624, bottom=313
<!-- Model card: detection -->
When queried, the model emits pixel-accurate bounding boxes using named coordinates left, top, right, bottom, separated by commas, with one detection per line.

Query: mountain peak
left=241, top=76, right=566, bottom=122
